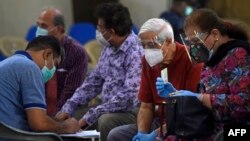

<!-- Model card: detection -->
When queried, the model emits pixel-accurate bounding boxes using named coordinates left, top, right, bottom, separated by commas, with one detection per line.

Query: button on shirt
left=61, top=32, right=144, bottom=125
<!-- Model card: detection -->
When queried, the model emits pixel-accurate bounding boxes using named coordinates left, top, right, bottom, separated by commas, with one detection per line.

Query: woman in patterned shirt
left=154, top=8, right=250, bottom=141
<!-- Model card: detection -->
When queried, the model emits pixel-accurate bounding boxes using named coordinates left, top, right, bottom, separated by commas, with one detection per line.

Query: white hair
left=139, top=18, right=174, bottom=43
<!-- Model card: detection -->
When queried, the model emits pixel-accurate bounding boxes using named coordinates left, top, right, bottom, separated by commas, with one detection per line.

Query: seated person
left=55, top=3, right=144, bottom=141
left=151, top=8, right=250, bottom=141
left=107, top=18, right=203, bottom=141
left=36, top=7, right=88, bottom=115
left=0, top=36, right=80, bottom=141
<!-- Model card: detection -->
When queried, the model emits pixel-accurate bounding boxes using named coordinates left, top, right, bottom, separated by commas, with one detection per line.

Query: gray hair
left=139, top=18, right=174, bottom=43
left=54, top=14, right=65, bottom=29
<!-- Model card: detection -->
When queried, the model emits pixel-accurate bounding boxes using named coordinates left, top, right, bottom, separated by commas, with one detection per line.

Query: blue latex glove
left=132, top=131, right=157, bottom=141
left=156, top=77, right=176, bottom=98
left=170, top=90, right=202, bottom=101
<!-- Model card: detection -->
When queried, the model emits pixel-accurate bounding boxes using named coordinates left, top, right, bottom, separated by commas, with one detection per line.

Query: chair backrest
left=68, top=22, right=96, bottom=45
left=132, top=24, right=139, bottom=35
left=84, top=40, right=102, bottom=69
left=0, top=36, right=27, bottom=57
left=25, top=25, right=37, bottom=42
left=0, top=53, right=5, bottom=61
left=0, top=122, right=63, bottom=141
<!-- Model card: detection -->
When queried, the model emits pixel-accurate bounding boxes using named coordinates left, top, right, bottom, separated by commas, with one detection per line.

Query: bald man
left=36, top=7, right=88, bottom=116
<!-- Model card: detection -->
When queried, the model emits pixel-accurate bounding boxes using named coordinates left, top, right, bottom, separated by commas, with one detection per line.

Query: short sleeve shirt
left=0, top=51, right=46, bottom=131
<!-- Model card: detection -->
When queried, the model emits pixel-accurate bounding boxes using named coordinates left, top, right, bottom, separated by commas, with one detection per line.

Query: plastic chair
left=132, top=24, right=139, bottom=35
left=0, top=122, right=63, bottom=141
left=0, top=53, right=5, bottom=61
left=0, top=36, right=27, bottom=57
left=84, top=39, right=102, bottom=69
left=25, top=25, right=37, bottom=42
left=68, top=22, right=96, bottom=45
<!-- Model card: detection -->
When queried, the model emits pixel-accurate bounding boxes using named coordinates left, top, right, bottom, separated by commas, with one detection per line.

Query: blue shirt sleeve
left=20, top=62, right=46, bottom=110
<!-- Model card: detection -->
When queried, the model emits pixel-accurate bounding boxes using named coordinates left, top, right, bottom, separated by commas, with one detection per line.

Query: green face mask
left=185, top=6, right=193, bottom=16
left=41, top=60, right=56, bottom=83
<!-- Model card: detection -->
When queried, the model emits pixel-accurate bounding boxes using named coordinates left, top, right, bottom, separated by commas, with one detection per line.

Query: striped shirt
left=50, top=36, right=88, bottom=111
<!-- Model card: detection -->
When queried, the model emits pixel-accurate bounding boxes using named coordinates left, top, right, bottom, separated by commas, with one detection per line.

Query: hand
left=171, top=90, right=203, bottom=101
left=54, top=112, right=70, bottom=121
left=62, top=118, right=81, bottom=133
left=78, top=118, right=87, bottom=128
left=132, top=131, right=157, bottom=141
left=156, top=77, right=176, bottom=98
left=155, top=124, right=167, bottom=136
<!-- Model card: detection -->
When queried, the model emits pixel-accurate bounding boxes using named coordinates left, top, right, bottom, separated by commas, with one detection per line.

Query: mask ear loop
left=104, top=30, right=113, bottom=42
left=48, top=26, right=57, bottom=33
left=44, top=60, right=48, bottom=67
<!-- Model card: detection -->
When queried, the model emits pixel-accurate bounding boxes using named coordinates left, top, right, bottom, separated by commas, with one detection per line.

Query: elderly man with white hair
left=107, top=18, right=203, bottom=141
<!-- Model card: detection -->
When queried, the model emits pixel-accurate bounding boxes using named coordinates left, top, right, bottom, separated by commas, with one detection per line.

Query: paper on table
left=60, top=130, right=100, bottom=138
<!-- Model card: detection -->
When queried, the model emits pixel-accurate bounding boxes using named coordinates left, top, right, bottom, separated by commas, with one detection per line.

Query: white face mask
left=96, top=30, right=111, bottom=47
left=145, top=48, right=164, bottom=67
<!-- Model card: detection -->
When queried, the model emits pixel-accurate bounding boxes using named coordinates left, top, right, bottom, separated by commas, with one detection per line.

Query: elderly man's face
left=139, top=31, right=176, bottom=65
left=37, top=10, right=58, bottom=36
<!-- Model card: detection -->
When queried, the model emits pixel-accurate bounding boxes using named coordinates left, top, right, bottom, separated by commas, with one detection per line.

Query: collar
left=119, top=32, right=136, bottom=53
left=108, top=32, right=136, bottom=54
left=206, top=40, right=250, bottom=67
left=15, top=51, right=33, bottom=61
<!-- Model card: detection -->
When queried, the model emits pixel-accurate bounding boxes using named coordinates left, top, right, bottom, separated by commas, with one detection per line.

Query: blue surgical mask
left=36, top=27, right=48, bottom=37
left=42, top=60, right=56, bottom=83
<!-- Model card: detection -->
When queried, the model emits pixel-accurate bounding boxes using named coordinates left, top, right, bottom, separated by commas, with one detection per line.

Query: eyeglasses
left=138, top=36, right=163, bottom=49
left=184, top=31, right=209, bottom=44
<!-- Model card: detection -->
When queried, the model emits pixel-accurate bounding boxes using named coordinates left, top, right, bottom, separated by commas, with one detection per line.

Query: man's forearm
left=29, top=112, right=65, bottom=133
left=137, top=103, right=154, bottom=133
left=27, top=109, right=79, bottom=134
